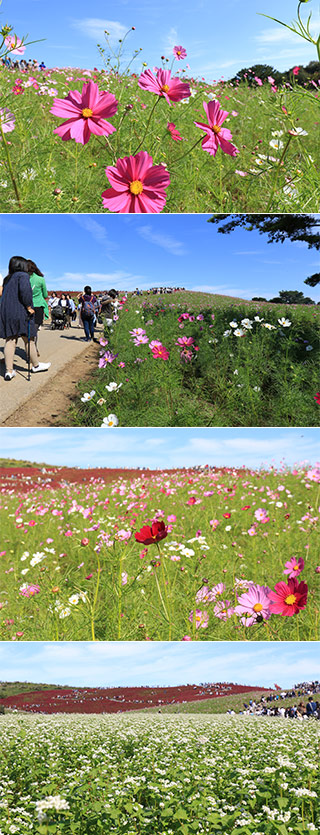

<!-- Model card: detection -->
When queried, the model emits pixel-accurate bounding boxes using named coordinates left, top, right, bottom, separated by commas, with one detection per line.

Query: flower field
left=72, top=291, right=320, bottom=427
left=0, top=681, right=268, bottom=713
left=0, top=461, right=318, bottom=642
left=0, top=57, right=319, bottom=213
left=0, top=712, right=319, bottom=834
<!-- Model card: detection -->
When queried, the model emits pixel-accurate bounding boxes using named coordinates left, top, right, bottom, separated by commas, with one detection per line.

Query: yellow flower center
left=130, top=180, right=143, bottom=195
left=196, top=615, right=202, bottom=621
left=212, top=124, right=222, bottom=134
left=82, top=107, right=93, bottom=118
left=285, top=594, right=296, bottom=605
left=293, top=565, right=299, bottom=570
left=177, top=51, right=181, bottom=55
left=161, top=84, right=170, bottom=93
left=253, top=603, right=263, bottom=612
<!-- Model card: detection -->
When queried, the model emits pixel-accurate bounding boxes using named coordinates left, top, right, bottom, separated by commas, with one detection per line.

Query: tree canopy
left=208, top=215, right=320, bottom=286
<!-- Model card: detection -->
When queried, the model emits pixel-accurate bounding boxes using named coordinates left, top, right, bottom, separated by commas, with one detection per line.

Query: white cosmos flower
left=254, top=316, right=264, bottom=322
left=229, top=320, right=238, bottom=328
left=223, top=329, right=232, bottom=337
left=263, top=323, right=276, bottom=330
left=283, top=184, right=298, bottom=198
left=271, top=130, right=284, bottom=137
left=241, top=318, right=253, bottom=329
left=233, top=328, right=246, bottom=337
left=105, top=382, right=123, bottom=392
left=306, top=345, right=313, bottom=351
left=253, top=386, right=261, bottom=392
left=101, top=414, right=119, bottom=427
left=81, top=390, right=95, bottom=402
left=289, top=127, right=308, bottom=136
left=269, top=139, right=284, bottom=151
left=278, top=318, right=291, bottom=327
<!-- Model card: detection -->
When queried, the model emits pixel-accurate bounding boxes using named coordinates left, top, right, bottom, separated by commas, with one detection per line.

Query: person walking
left=27, top=259, right=49, bottom=356
left=78, top=285, right=100, bottom=341
left=0, top=256, right=51, bottom=380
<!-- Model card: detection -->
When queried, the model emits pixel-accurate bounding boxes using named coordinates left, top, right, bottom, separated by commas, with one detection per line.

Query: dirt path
left=0, top=321, right=101, bottom=426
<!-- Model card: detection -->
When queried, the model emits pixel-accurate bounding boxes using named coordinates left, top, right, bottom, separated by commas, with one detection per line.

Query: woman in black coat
left=0, top=255, right=51, bottom=381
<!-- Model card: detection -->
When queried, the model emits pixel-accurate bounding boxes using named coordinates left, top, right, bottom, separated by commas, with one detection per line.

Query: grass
left=0, top=712, right=318, bottom=834
left=0, top=463, right=318, bottom=642
left=0, top=681, right=64, bottom=699
left=0, top=63, right=319, bottom=213
left=71, top=290, right=320, bottom=427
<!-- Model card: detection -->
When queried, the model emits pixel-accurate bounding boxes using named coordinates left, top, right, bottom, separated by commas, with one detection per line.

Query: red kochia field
left=0, top=682, right=269, bottom=714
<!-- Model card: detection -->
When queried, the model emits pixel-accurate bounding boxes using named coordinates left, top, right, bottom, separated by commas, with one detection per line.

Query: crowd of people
left=0, top=255, right=119, bottom=381
left=228, top=681, right=320, bottom=719
left=1, top=57, right=46, bottom=71
left=132, top=287, right=185, bottom=296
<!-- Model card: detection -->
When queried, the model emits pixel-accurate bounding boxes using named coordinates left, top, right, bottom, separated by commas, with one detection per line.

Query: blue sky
left=1, top=214, right=319, bottom=301
left=0, top=427, right=319, bottom=469
left=8, top=0, right=320, bottom=79
left=0, top=642, right=318, bottom=689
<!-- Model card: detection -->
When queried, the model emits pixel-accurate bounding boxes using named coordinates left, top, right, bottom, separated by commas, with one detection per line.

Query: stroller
left=51, top=306, right=69, bottom=330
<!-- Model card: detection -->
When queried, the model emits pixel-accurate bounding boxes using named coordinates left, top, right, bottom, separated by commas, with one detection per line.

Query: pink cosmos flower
left=283, top=556, right=305, bottom=579
left=214, top=600, right=234, bottom=620
left=173, top=45, right=187, bottom=60
left=138, top=68, right=191, bottom=105
left=102, top=151, right=170, bottom=213
left=211, top=582, right=225, bottom=599
left=5, top=35, right=25, bottom=55
left=293, top=66, right=300, bottom=76
left=50, top=80, right=118, bottom=145
left=99, top=351, right=117, bottom=367
left=121, top=572, right=128, bottom=585
left=19, top=583, right=40, bottom=598
left=194, top=100, right=239, bottom=157
left=149, top=340, right=162, bottom=349
left=235, top=583, right=271, bottom=624
left=188, top=609, right=209, bottom=628
left=133, top=334, right=149, bottom=345
left=254, top=508, right=270, bottom=523
left=196, top=586, right=215, bottom=603
left=167, top=121, right=183, bottom=141
left=268, top=578, right=308, bottom=616
left=151, top=344, right=170, bottom=360
left=175, top=336, right=195, bottom=347
left=0, top=108, right=15, bottom=135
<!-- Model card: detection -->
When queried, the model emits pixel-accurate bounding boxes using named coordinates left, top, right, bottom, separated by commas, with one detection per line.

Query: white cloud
left=50, top=271, right=150, bottom=291
left=137, top=225, right=186, bottom=256
left=72, top=18, right=128, bottom=42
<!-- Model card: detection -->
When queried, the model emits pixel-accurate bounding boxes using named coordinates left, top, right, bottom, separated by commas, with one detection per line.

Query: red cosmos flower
left=314, top=393, right=320, bottom=405
left=268, top=578, right=308, bottom=616
left=167, top=121, right=183, bottom=141
left=102, top=151, right=170, bottom=213
left=135, top=520, right=168, bottom=545
left=194, top=100, right=239, bottom=157
left=138, top=68, right=191, bottom=105
left=50, top=80, right=118, bottom=145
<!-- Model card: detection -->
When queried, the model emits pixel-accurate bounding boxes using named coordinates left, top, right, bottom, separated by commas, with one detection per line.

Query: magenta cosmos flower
left=194, top=100, right=239, bottom=157
left=138, top=68, right=191, bottom=105
left=50, top=80, right=118, bottom=145
left=235, top=583, right=271, bottom=625
left=283, top=556, right=304, bottom=579
left=173, top=45, right=187, bottom=60
left=102, top=151, right=170, bottom=213
left=5, top=35, right=25, bottom=55
left=268, top=578, right=308, bottom=616
left=167, top=122, right=183, bottom=141
left=151, top=343, right=170, bottom=360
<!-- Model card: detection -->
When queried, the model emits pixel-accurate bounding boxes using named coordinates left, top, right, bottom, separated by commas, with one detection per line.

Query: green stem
left=133, top=97, right=159, bottom=155
left=91, top=556, right=101, bottom=641
left=0, top=123, right=22, bottom=209
left=266, top=135, right=293, bottom=211
left=118, top=552, right=123, bottom=639
left=170, top=135, right=203, bottom=168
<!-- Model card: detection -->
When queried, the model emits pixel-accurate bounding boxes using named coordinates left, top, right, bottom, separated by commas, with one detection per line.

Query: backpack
left=82, top=296, right=95, bottom=319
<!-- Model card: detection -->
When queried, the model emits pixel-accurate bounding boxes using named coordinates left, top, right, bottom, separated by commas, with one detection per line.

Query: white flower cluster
left=35, top=795, right=69, bottom=822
